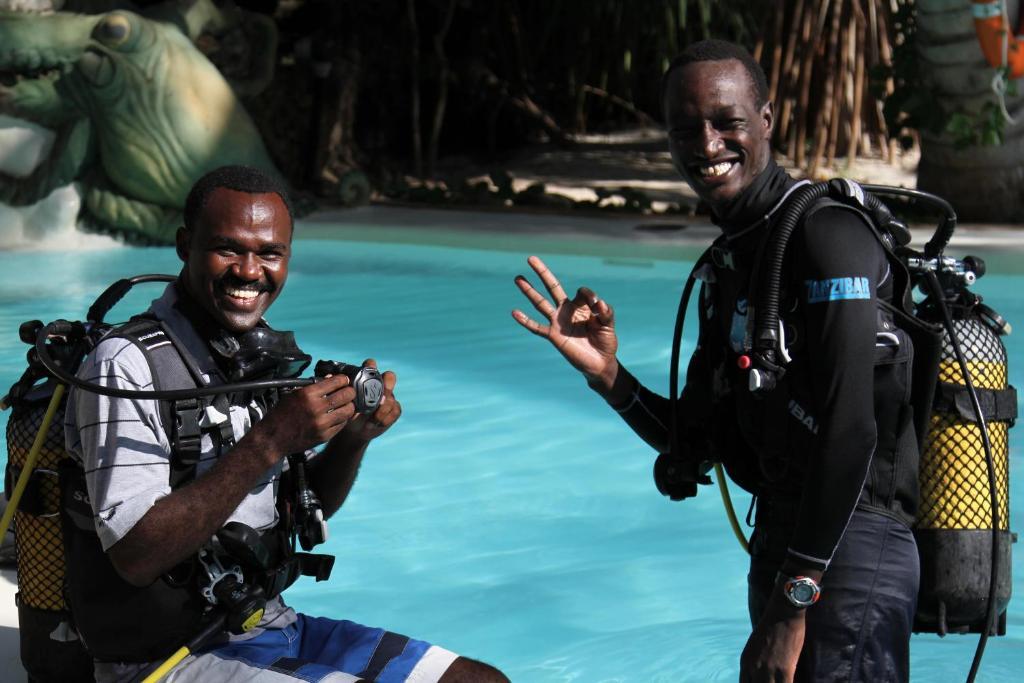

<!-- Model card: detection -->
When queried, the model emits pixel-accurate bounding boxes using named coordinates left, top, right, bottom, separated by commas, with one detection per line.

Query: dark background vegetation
left=128, top=1, right=919, bottom=202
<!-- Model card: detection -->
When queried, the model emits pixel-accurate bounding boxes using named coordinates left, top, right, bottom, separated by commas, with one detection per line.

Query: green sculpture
left=0, top=5, right=278, bottom=245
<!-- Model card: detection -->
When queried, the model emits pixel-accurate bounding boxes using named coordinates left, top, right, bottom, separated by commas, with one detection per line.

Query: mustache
left=217, top=275, right=274, bottom=293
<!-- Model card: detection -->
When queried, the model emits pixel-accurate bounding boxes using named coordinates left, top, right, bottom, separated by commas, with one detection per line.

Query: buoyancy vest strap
left=262, top=552, right=335, bottom=598
left=878, top=299, right=944, bottom=454
left=59, top=460, right=96, bottom=533
left=3, top=466, right=59, bottom=518
left=934, top=382, right=1018, bottom=424
left=104, top=318, right=206, bottom=488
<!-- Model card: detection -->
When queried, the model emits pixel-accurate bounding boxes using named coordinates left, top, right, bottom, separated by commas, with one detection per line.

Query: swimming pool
left=1, top=220, right=1023, bottom=682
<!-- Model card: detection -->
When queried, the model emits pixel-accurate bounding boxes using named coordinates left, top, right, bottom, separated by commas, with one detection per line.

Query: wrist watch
left=778, top=574, right=821, bottom=608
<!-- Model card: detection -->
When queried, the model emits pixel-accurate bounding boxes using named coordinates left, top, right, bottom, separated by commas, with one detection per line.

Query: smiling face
left=176, top=187, right=292, bottom=333
left=663, top=59, right=774, bottom=216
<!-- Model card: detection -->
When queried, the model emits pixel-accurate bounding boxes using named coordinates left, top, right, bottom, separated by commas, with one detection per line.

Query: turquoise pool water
left=2, top=233, right=1023, bottom=682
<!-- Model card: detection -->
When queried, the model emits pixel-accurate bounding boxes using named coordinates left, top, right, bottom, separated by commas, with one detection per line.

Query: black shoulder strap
left=106, top=317, right=205, bottom=487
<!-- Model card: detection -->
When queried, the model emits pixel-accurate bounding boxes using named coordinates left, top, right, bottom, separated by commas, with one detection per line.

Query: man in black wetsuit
left=512, top=40, right=920, bottom=683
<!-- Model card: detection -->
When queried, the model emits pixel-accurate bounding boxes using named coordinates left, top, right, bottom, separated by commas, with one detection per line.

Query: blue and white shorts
left=162, top=614, right=458, bottom=682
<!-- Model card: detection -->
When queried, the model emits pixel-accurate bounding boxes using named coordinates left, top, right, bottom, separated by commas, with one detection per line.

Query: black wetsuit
left=612, top=161, right=920, bottom=682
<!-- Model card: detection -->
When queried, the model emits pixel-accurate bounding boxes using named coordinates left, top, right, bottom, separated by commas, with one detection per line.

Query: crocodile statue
left=0, top=3, right=279, bottom=245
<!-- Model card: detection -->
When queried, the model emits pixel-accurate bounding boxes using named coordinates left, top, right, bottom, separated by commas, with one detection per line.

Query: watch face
left=792, top=583, right=815, bottom=603
left=784, top=576, right=820, bottom=607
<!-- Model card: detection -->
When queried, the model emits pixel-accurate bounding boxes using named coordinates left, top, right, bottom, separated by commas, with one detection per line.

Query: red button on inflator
left=737, top=355, right=752, bottom=370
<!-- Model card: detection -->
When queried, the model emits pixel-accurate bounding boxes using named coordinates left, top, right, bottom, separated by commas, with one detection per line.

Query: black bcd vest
left=697, top=198, right=926, bottom=528
left=60, top=317, right=332, bottom=663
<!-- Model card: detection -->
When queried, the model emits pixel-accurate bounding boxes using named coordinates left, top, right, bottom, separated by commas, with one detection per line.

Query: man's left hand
left=343, top=359, right=401, bottom=442
left=739, top=589, right=806, bottom=683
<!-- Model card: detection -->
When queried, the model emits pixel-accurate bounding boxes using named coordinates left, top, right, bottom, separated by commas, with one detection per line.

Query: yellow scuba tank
left=5, top=382, right=67, bottom=613
left=914, top=295, right=1016, bottom=636
left=3, top=334, right=94, bottom=681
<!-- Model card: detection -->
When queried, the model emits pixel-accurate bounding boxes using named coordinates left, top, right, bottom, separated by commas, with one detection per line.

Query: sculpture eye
left=95, top=14, right=131, bottom=46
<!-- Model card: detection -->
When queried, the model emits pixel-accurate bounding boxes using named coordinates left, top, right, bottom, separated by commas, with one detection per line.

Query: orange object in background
left=973, top=0, right=1024, bottom=78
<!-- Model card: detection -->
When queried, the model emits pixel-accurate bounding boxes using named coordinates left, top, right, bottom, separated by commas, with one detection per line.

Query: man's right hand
left=253, top=373, right=357, bottom=458
left=512, top=255, right=621, bottom=393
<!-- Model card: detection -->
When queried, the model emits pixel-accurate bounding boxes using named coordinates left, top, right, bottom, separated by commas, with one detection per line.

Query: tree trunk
left=426, top=0, right=457, bottom=178
left=916, top=0, right=1024, bottom=222
left=407, top=0, right=424, bottom=178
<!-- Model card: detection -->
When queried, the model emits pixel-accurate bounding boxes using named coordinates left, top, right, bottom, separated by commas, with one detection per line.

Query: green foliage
left=874, top=0, right=944, bottom=141
left=946, top=101, right=1005, bottom=148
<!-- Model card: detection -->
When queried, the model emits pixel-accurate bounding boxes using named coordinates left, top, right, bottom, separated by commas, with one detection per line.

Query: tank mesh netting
left=918, top=318, right=1010, bottom=530
left=6, top=398, right=69, bottom=611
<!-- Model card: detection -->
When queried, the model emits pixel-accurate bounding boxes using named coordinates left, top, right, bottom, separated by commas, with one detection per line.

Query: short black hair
left=661, top=39, right=769, bottom=108
left=183, top=165, right=294, bottom=234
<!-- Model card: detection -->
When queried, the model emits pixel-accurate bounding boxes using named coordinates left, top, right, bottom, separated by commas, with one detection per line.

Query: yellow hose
left=140, top=613, right=229, bottom=682
left=141, top=645, right=190, bottom=683
left=0, top=384, right=65, bottom=542
left=714, top=462, right=750, bottom=554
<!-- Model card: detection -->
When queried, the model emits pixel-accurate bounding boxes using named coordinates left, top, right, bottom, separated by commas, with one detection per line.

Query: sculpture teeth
left=0, top=1, right=57, bottom=13
left=0, top=55, right=66, bottom=86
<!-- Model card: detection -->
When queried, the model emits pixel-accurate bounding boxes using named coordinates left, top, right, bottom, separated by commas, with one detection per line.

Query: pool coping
left=298, top=205, right=1024, bottom=260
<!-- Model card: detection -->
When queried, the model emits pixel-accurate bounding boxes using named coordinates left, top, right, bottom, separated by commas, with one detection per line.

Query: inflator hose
left=668, top=272, right=698, bottom=460
left=666, top=258, right=752, bottom=552
left=713, top=462, right=750, bottom=553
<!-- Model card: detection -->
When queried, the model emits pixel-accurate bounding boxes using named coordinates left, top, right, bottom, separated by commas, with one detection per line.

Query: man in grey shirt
left=65, top=165, right=508, bottom=683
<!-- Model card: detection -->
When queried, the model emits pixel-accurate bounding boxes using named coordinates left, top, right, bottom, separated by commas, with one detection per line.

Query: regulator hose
left=87, top=274, right=177, bottom=324
left=31, top=274, right=320, bottom=400
left=859, top=184, right=958, bottom=259
left=752, top=180, right=897, bottom=365
left=751, top=182, right=831, bottom=363
left=33, top=320, right=316, bottom=401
